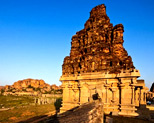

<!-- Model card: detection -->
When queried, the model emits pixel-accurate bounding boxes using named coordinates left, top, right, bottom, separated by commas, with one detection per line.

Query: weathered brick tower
left=60, top=4, right=147, bottom=116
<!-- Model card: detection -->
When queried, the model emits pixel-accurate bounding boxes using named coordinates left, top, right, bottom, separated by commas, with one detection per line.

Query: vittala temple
left=59, top=4, right=148, bottom=116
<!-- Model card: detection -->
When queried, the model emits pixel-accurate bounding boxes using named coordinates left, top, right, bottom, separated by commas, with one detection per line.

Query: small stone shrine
left=60, top=4, right=147, bottom=116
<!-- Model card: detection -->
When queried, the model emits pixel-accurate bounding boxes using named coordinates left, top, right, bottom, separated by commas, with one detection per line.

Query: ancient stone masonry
left=60, top=4, right=148, bottom=116
left=47, top=100, right=104, bottom=123
left=62, top=4, right=134, bottom=75
left=146, top=82, right=154, bottom=101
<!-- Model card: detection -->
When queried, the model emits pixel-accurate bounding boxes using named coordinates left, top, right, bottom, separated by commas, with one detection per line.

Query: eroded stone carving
left=62, top=4, right=134, bottom=76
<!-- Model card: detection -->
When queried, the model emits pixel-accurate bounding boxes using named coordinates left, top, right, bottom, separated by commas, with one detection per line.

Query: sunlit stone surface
left=60, top=4, right=148, bottom=116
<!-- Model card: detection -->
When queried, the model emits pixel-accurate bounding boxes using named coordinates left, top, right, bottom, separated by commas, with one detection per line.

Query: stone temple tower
left=60, top=4, right=147, bottom=116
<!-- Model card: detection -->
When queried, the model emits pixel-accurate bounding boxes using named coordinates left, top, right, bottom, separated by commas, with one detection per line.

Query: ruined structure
left=60, top=4, right=147, bottom=116
left=150, top=82, right=154, bottom=92
left=146, top=82, right=154, bottom=101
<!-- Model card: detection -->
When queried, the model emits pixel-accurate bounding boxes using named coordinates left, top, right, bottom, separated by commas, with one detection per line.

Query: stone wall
left=34, top=97, right=52, bottom=105
left=87, top=100, right=104, bottom=123
left=48, top=100, right=104, bottom=123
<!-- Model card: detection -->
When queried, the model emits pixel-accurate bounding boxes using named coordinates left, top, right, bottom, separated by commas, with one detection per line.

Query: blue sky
left=0, top=0, right=154, bottom=89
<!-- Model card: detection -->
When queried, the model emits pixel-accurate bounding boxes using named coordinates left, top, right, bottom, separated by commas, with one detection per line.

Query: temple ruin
left=60, top=4, right=148, bottom=116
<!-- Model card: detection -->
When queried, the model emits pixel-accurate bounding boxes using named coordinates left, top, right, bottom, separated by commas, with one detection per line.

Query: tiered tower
left=60, top=4, right=147, bottom=116
left=62, top=4, right=134, bottom=76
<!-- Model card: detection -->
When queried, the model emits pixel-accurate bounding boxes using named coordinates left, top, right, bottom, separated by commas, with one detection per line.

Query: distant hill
left=51, top=84, right=62, bottom=90
left=1, top=79, right=62, bottom=95
left=0, top=86, right=4, bottom=90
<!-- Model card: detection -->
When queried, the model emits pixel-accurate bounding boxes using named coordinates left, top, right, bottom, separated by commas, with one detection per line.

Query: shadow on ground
left=17, top=98, right=62, bottom=123
left=104, top=115, right=153, bottom=123
left=17, top=115, right=48, bottom=123
left=18, top=99, right=154, bottom=123
left=105, top=104, right=154, bottom=123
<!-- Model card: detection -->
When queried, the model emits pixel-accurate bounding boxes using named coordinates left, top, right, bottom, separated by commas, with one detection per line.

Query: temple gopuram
left=60, top=4, right=148, bottom=116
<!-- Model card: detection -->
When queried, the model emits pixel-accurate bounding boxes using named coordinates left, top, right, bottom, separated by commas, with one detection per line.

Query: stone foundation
left=60, top=70, right=147, bottom=116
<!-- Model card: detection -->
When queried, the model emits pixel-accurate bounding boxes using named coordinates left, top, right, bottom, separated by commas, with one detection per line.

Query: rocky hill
left=51, top=84, right=62, bottom=90
left=0, top=86, right=4, bottom=90
left=12, top=79, right=50, bottom=91
left=1, top=79, right=62, bottom=95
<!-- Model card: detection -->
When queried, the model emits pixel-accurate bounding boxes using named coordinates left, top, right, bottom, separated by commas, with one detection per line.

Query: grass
left=0, top=104, right=55, bottom=122
left=0, top=95, right=34, bottom=108
left=0, top=95, right=62, bottom=123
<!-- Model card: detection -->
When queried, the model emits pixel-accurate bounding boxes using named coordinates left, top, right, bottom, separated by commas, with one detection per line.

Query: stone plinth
left=60, top=69, right=142, bottom=116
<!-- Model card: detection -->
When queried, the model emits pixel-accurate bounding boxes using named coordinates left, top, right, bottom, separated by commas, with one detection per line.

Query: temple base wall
left=60, top=69, right=147, bottom=116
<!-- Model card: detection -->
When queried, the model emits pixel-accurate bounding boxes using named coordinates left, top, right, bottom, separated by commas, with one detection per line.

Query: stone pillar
left=119, top=82, right=125, bottom=104
left=140, top=89, right=146, bottom=105
left=119, top=81, right=130, bottom=115
left=78, top=83, right=81, bottom=104
left=118, top=82, right=127, bottom=116
left=138, top=88, right=141, bottom=104
left=119, top=78, right=138, bottom=116
left=72, top=87, right=79, bottom=104
left=135, top=88, right=140, bottom=107
left=79, top=82, right=89, bottom=104
left=104, top=83, right=110, bottom=103
left=68, top=83, right=72, bottom=103
left=103, top=81, right=110, bottom=114
left=61, top=83, right=69, bottom=103
left=111, top=88, right=116, bottom=103
left=34, top=98, right=37, bottom=104
left=110, top=87, right=119, bottom=115
left=143, top=89, right=147, bottom=104
left=131, top=78, right=137, bottom=105
left=38, top=98, right=41, bottom=105
left=131, top=84, right=135, bottom=104
left=60, top=82, right=73, bottom=113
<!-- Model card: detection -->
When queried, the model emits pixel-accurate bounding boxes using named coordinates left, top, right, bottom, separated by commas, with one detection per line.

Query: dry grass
left=0, top=95, right=60, bottom=123
left=0, top=103, right=56, bottom=122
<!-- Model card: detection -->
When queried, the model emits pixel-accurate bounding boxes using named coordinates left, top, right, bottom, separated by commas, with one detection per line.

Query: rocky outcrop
left=12, top=78, right=50, bottom=91
left=3, top=79, right=51, bottom=94
left=2, top=79, right=62, bottom=95
left=51, top=84, right=62, bottom=90
left=0, top=86, right=4, bottom=90
left=62, top=4, right=134, bottom=76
